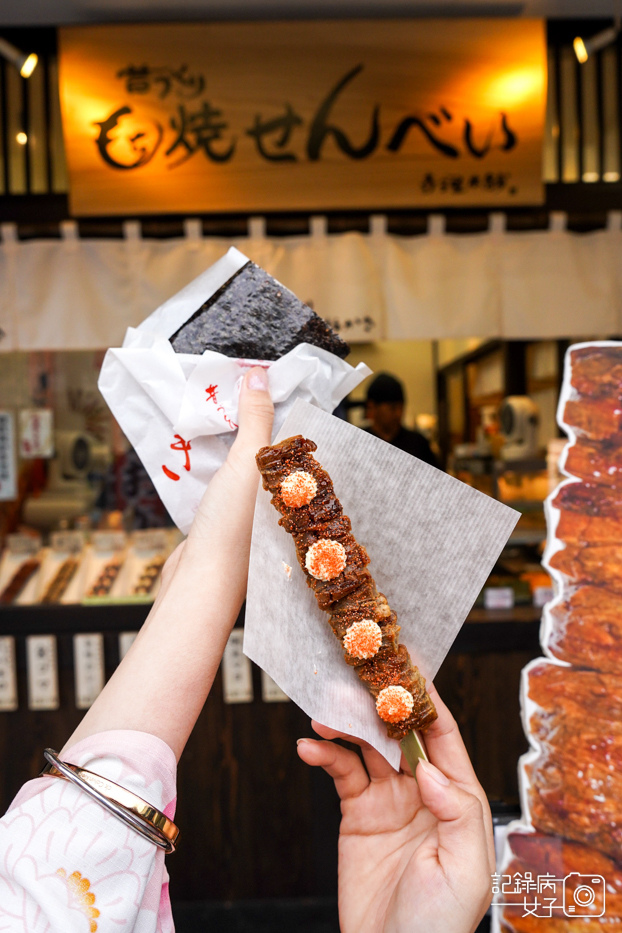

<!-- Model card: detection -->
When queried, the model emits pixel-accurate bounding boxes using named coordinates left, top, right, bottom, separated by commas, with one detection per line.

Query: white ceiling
left=0, top=0, right=618, bottom=26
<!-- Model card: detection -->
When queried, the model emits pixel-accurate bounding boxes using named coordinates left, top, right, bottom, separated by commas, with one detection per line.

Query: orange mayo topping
left=305, top=539, right=347, bottom=581
left=376, top=685, right=415, bottom=723
left=281, top=470, right=318, bottom=508
left=343, top=619, right=382, bottom=659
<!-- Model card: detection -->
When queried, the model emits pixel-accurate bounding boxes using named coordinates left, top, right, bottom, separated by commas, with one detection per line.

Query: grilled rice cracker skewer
left=256, top=435, right=437, bottom=769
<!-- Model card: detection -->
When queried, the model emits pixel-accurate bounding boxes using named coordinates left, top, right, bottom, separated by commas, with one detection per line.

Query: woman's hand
left=297, top=684, right=494, bottom=933
left=185, top=366, right=275, bottom=567
left=63, top=367, right=273, bottom=759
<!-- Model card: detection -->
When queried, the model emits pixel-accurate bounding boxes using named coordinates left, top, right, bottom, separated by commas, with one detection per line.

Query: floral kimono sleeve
left=0, top=730, right=177, bottom=933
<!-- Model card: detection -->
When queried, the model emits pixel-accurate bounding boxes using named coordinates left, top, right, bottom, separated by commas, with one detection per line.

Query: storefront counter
left=0, top=601, right=542, bottom=645
left=0, top=601, right=540, bottom=902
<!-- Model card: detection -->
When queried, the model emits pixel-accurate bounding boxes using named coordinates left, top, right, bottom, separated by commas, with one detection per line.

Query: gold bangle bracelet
left=40, top=748, right=179, bottom=854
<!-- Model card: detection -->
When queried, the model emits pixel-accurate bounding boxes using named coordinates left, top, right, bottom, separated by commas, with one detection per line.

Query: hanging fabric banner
left=58, top=19, right=546, bottom=215
left=3, top=223, right=622, bottom=351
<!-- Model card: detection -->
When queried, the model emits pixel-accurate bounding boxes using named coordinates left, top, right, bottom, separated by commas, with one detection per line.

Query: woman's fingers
left=424, top=685, right=496, bottom=873
left=416, top=758, right=484, bottom=847
left=297, top=737, right=370, bottom=800
left=311, top=690, right=472, bottom=785
left=188, top=366, right=273, bottom=547
left=310, top=721, right=395, bottom=782
left=424, top=684, right=480, bottom=786
left=230, top=366, right=274, bottom=463
left=416, top=759, right=492, bottom=906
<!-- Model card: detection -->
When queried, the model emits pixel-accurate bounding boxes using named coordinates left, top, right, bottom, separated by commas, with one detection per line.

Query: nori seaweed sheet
left=170, top=261, right=350, bottom=360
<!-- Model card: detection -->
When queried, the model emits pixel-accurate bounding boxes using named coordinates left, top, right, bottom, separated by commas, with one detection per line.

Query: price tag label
left=0, top=637, right=18, bottom=711
left=6, top=533, right=41, bottom=555
left=27, top=635, right=59, bottom=710
left=533, top=585, right=553, bottom=608
left=74, top=633, right=105, bottom=709
left=51, top=531, right=85, bottom=554
left=93, top=531, right=127, bottom=553
left=0, top=411, right=17, bottom=502
left=222, top=629, right=253, bottom=704
left=261, top=670, right=290, bottom=703
left=118, top=631, right=137, bottom=660
left=132, top=530, right=168, bottom=553
left=19, top=408, right=54, bottom=458
left=484, top=586, right=515, bottom=610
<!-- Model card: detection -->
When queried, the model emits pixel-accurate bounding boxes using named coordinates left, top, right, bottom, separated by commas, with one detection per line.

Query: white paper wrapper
left=245, top=399, right=520, bottom=769
left=98, top=247, right=370, bottom=533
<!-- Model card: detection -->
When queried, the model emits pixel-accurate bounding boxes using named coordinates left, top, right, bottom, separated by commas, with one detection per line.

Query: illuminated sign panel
left=59, top=20, right=546, bottom=214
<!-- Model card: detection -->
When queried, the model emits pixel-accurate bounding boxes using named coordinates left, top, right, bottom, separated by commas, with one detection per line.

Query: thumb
left=231, top=366, right=274, bottom=459
left=416, top=759, right=489, bottom=861
left=186, top=366, right=272, bottom=545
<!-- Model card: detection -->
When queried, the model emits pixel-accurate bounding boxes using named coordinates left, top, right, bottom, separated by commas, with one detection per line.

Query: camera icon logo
left=563, top=873, right=606, bottom=917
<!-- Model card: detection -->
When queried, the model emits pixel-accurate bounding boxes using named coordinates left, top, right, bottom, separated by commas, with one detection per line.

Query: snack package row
left=0, top=529, right=182, bottom=606
left=496, top=343, right=622, bottom=932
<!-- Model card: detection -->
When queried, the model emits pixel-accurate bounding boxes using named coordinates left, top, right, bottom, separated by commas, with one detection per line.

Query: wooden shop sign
left=58, top=19, right=546, bottom=215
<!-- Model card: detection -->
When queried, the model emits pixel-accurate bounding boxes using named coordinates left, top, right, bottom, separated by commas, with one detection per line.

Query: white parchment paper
left=98, top=247, right=370, bottom=533
left=245, top=399, right=520, bottom=769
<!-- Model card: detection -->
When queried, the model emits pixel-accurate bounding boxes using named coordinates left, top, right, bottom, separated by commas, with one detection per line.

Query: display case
left=439, top=339, right=570, bottom=612
left=0, top=345, right=547, bottom=905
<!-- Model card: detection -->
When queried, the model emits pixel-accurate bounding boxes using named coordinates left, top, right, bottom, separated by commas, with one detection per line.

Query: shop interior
left=1, top=5, right=621, bottom=931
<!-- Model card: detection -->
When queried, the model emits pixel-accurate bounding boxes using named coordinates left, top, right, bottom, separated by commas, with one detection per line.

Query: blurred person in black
left=365, top=372, right=441, bottom=469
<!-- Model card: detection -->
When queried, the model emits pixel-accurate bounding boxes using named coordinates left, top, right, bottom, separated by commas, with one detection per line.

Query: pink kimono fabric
left=0, top=730, right=177, bottom=933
